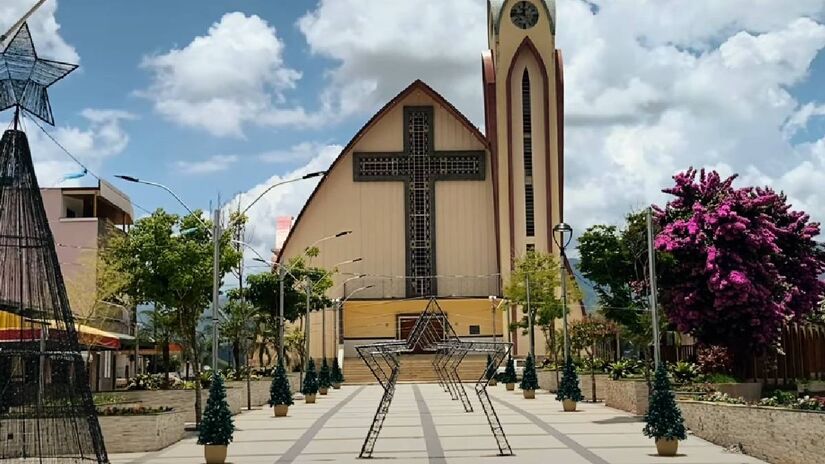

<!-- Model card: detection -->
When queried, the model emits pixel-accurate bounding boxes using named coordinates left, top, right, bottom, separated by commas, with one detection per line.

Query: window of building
left=469, top=325, right=481, bottom=335
left=522, top=69, right=535, bottom=237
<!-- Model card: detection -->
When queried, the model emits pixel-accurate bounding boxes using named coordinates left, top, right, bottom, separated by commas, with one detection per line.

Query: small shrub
left=643, top=365, right=687, bottom=441
left=519, top=354, right=539, bottom=391
left=197, top=374, right=235, bottom=446
left=699, top=392, right=747, bottom=405
left=331, top=358, right=344, bottom=384
left=608, top=359, right=637, bottom=380
left=669, top=362, right=700, bottom=384
left=501, top=357, right=517, bottom=384
left=268, top=359, right=293, bottom=407
left=704, top=373, right=737, bottom=384
left=318, top=359, right=332, bottom=389
left=696, top=345, right=733, bottom=375
left=302, top=359, right=319, bottom=395
left=556, top=358, right=584, bottom=402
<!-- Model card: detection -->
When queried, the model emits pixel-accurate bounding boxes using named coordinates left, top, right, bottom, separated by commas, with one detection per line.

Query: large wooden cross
left=353, top=106, right=485, bottom=297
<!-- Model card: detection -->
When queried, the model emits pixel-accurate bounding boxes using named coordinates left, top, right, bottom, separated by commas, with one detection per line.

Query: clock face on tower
left=510, top=1, right=539, bottom=30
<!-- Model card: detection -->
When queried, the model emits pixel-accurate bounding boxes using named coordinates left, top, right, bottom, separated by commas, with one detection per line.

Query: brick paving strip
left=490, top=396, right=611, bottom=464
left=412, top=384, right=447, bottom=464
left=274, top=386, right=366, bottom=463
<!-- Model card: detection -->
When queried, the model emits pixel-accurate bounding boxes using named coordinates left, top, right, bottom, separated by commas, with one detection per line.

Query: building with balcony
left=41, top=179, right=136, bottom=390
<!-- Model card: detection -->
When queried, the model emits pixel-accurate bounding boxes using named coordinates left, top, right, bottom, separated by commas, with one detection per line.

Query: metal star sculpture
left=0, top=22, right=77, bottom=125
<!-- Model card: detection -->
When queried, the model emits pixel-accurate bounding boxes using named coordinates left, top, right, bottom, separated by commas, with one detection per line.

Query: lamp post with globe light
left=552, top=222, right=573, bottom=360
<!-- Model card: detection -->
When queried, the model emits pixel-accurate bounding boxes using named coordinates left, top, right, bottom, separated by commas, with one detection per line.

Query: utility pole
left=560, top=259, right=570, bottom=361
left=646, top=208, right=661, bottom=369
left=278, top=265, right=286, bottom=362
left=304, top=276, right=312, bottom=376
left=211, top=209, right=221, bottom=372
left=526, top=275, right=534, bottom=357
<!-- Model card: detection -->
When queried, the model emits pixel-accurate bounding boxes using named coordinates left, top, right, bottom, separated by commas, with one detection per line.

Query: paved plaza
left=110, top=384, right=766, bottom=464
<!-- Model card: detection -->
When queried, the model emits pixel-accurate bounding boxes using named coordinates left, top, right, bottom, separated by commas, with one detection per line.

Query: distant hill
left=568, top=257, right=599, bottom=313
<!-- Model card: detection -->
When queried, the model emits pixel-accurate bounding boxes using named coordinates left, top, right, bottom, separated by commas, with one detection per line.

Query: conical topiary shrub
left=318, top=358, right=332, bottom=395
left=198, top=374, right=234, bottom=463
left=556, top=357, right=584, bottom=411
left=268, top=359, right=293, bottom=417
left=485, top=354, right=498, bottom=386
left=302, top=358, right=319, bottom=403
left=502, top=357, right=517, bottom=391
left=331, top=357, right=344, bottom=388
left=519, top=354, right=539, bottom=398
left=644, top=364, right=687, bottom=456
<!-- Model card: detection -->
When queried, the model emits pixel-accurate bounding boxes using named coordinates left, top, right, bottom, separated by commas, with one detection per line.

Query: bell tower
left=483, top=0, right=564, bottom=281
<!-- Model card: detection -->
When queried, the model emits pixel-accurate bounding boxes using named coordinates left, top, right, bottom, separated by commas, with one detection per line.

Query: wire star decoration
left=0, top=23, right=77, bottom=126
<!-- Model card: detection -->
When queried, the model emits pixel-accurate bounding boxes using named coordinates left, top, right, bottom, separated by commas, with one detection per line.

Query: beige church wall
left=434, top=163, right=498, bottom=298
left=279, top=87, right=497, bottom=300
left=343, top=299, right=500, bottom=341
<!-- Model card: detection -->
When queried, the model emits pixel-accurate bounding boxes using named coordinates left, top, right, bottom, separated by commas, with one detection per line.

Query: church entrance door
left=398, top=315, right=445, bottom=354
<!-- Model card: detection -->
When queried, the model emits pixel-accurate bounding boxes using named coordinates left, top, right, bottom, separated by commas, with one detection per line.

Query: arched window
left=521, top=69, right=535, bottom=237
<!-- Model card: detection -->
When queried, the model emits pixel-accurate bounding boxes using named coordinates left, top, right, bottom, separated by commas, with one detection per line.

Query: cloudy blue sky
left=3, top=0, right=825, bottom=260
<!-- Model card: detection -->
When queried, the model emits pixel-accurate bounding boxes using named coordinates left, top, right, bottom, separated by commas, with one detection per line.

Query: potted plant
left=485, top=354, right=498, bottom=386
left=556, top=357, right=584, bottom=411
left=331, top=357, right=344, bottom=389
left=502, top=357, right=517, bottom=391
left=302, top=358, right=319, bottom=403
left=644, top=364, right=687, bottom=456
left=197, top=374, right=234, bottom=464
left=520, top=354, right=538, bottom=399
left=268, top=359, right=293, bottom=417
left=318, top=358, right=332, bottom=395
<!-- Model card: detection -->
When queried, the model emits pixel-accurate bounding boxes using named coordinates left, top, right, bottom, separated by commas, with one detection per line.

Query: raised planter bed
left=538, top=370, right=610, bottom=400
left=678, top=400, right=825, bottom=464
left=797, top=380, right=825, bottom=394
left=605, top=379, right=649, bottom=415
left=99, top=409, right=186, bottom=453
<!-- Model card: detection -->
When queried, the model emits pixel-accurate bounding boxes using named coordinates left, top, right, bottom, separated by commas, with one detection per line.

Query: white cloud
left=10, top=109, right=136, bottom=187
left=0, top=0, right=78, bottom=62
left=175, top=154, right=239, bottom=175
left=140, top=12, right=315, bottom=138
left=289, top=0, right=825, bottom=249
left=226, top=144, right=341, bottom=268
left=258, top=142, right=327, bottom=164
left=297, top=0, right=488, bottom=126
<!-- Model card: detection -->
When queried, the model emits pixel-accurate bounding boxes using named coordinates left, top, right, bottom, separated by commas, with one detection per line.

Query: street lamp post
left=116, top=171, right=325, bottom=372
left=552, top=222, right=574, bottom=361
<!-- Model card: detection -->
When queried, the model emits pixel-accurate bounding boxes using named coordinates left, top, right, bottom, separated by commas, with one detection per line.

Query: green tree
left=141, top=307, right=177, bottom=386
left=556, top=358, right=584, bottom=403
left=106, top=209, right=242, bottom=425
left=198, top=374, right=234, bottom=446
left=570, top=316, right=617, bottom=402
left=220, top=293, right=257, bottom=369
left=577, top=212, right=651, bottom=334
left=302, top=358, right=319, bottom=395
left=318, top=358, right=332, bottom=389
left=268, top=359, right=293, bottom=407
left=643, top=365, right=687, bottom=441
left=504, top=251, right=580, bottom=368
left=519, top=354, right=539, bottom=391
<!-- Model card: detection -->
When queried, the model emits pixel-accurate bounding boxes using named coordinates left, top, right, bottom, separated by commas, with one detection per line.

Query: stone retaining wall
left=714, top=382, right=762, bottom=403
left=679, top=400, right=825, bottom=464
left=100, top=410, right=186, bottom=453
left=605, top=379, right=649, bottom=415
left=113, top=380, right=275, bottom=423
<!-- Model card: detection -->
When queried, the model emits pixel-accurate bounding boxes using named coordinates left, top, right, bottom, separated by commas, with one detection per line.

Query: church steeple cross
left=354, top=106, right=486, bottom=297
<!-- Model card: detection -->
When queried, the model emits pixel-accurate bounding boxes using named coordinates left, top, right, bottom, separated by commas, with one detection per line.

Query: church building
left=277, top=0, right=583, bottom=363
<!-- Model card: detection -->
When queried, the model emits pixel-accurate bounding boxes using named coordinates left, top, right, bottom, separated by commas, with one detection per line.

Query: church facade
left=277, top=0, right=583, bottom=360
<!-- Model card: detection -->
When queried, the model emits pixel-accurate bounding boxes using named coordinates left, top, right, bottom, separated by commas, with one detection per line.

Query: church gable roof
left=277, top=80, right=488, bottom=263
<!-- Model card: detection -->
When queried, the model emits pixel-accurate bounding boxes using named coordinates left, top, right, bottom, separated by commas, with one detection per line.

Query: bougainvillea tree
left=655, top=169, right=825, bottom=354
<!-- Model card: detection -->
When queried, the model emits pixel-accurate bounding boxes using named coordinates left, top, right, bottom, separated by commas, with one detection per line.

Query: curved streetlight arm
left=239, top=171, right=325, bottom=217
left=310, top=257, right=362, bottom=292
left=115, top=175, right=208, bottom=228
